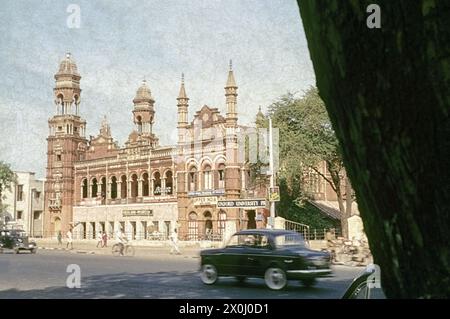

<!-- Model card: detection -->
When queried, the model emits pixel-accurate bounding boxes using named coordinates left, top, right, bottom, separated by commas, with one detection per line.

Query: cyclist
left=115, top=228, right=127, bottom=256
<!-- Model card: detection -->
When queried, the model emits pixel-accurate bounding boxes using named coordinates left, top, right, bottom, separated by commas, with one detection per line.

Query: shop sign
left=217, top=199, right=266, bottom=209
left=188, top=189, right=225, bottom=197
left=122, top=209, right=153, bottom=217
left=193, top=197, right=218, bottom=206
left=268, top=186, right=280, bottom=202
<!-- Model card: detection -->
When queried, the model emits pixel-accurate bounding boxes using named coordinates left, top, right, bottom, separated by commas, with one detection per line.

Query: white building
left=1, top=171, right=45, bottom=237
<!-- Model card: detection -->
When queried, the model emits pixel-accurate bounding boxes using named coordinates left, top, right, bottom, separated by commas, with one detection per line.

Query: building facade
left=43, top=54, right=268, bottom=240
left=1, top=171, right=45, bottom=236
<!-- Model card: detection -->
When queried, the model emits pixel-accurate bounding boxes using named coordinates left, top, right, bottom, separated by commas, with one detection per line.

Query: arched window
left=203, top=165, right=212, bottom=190
left=136, top=115, right=142, bottom=133
left=218, top=210, right=227, bottom=237
left=188, top=167, right=197, bottom=191
left=121, top=175, right=127, bottom=199
left=91, top=178, right=98, bottom=198
left=131, top=174, right=138, bottom=198
left=57, top=94, right=64, bottom=114
left=142, top=173, right=149, bottom=196
left=218, top=163, right=225, bottom=189
left=165, top=170, right=173, bottom=195
left=82, top=178, right=88, bottom=198
left=111, top=176, right=117, bottom=199
left=188, top=212, right=198, bottom=241
left=153, top=172, right=161, bottom=195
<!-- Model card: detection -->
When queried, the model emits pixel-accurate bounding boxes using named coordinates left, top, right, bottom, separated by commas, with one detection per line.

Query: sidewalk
left=33, top=239, right=213, bottom=258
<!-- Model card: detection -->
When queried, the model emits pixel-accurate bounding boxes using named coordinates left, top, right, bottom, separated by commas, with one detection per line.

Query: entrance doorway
left=54, top=217, right=61, bottom=237
left=204, top=211, right=212, bottom=239
left=246, top=210, right=256, bottom=229
left=141, top=221, right=147, bottom=239
left=90, top=222, right=96, bottom=239
left=130, top=221, right=136, bottom=240
left=81, top=222, right=86, bottom=239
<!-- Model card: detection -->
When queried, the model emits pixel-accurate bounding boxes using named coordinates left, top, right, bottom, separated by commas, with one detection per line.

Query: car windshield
left=226, top=234, right=270, bottom=248
left=274, top=233, right=306, bottom=248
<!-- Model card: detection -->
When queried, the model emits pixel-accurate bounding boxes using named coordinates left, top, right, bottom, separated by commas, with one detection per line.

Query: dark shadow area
left=0, top=270, right=354, bottom=299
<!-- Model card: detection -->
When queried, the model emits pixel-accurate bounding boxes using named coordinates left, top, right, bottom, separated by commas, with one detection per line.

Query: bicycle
left=112, top=241, right=135, bottom=257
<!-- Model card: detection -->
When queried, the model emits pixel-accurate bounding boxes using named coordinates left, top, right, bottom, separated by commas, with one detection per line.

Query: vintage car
left=200, top=229, right=332, bottom=290
left=0, top=229, right=37, bottom=254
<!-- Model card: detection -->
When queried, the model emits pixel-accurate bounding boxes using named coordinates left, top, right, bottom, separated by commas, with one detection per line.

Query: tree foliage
left=266, top=88, right=351, bottom=234
left=0, top=161, right=16, bottom=225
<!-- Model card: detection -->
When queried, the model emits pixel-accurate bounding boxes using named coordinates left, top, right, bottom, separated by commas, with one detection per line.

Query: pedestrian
left=115, top=228, right=127, bottom=256
left=57, top=231, right=62, bottom=245
left=66, top=228, right=73, bottom=250
left=102, top=231, right=108, bottom=248
left=96, top=231, right=103, bottom=248
left=169, top=228, right=181, bottom=255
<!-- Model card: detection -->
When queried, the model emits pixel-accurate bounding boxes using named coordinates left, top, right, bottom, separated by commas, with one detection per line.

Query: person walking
left=66, top=228, right=73, bottom=250
left=169, top=228, right=181, bottom=255
left=96, top=231, right=103, bottom=248
left=102, top=231, right=108, bottom=248
left=57, top=231, right=62, bottom=246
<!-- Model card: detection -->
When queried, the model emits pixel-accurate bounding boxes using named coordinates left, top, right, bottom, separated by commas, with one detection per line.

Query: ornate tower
left=225, top=60, right=238, bottom=127
left=44, top=53, right=88, bottom=236
left=176, top=74, right=189, bottom=233
left=224, top=61, right=241, bottom=201
left=177, top=73, right=189, bottom=141
left=132, top=80, right=158, bottom=147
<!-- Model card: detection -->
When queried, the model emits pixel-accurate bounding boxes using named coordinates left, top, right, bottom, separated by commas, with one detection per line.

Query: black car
left=200, top=229, right=332, bottom=290
left=0, top=229, right=37, bottom=254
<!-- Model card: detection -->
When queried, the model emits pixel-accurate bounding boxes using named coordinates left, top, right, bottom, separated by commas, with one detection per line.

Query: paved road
left=0, top=250, right=362, bottom=299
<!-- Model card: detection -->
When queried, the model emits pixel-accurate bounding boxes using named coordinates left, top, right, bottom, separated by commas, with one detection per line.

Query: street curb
left=39, top=246, right=96, bottom=255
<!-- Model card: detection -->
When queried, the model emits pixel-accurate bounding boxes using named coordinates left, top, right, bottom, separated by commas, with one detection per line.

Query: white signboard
left=193, top=197, right=218, bottom=206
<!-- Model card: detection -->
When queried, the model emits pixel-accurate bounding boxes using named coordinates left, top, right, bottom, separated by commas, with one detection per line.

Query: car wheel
left=31, top=248, right=37, bottom=254
left=14, top=249, right=20, bottom=254
left=200, top=264, right=218, bottom=285
left=301, top=278, right=317, bottom=287
left=264, top=267, right=287, bottom=290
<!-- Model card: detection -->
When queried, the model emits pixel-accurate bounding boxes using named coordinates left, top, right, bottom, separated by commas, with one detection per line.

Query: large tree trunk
left=298, top=1, right=450, bottom=298
left=336, top=186, right=347, bottom=238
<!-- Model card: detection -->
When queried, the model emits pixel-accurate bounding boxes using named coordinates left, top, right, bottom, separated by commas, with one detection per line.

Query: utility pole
left=268, top=116, right=275, bottom=228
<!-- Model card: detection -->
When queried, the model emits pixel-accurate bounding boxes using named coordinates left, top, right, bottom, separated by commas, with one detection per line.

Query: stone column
left=136, top=221, right=143, bottom=240
left=163, top=179, right=167, bottom=196
left=107, top=181, right=112, bottom=200
left=117, top=181, right=122, bottom=199
left=125, top=221, right=132, bottom=240
left=138, top=178, right=143, bottom=197
left=88, top=181, right=92, bottom=198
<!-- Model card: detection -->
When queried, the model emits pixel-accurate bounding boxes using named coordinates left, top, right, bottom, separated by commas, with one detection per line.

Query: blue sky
left=0, top=0, right=315, bottom=178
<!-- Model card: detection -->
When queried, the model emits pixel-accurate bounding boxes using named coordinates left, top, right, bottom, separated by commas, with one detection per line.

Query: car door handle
left=247, top=257, right=255, bottom=261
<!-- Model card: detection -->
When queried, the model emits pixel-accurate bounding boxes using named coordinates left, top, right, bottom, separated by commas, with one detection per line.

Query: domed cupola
left=133, top=80, right=154, bottom=104
left=55, top=52, right=80, bottom=79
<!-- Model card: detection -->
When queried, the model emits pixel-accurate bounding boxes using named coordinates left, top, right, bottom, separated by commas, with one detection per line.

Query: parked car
left=0, top=229, right=37, bottom=254
left=200, top=229, right=332, bottom=290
